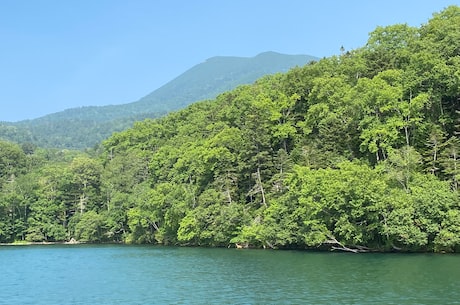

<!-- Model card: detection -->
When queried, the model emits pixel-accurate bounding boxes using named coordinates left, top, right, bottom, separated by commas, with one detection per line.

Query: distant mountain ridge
left=132, top=51, right=316, bottom=113
left=0, top=52, right=318, bottom=149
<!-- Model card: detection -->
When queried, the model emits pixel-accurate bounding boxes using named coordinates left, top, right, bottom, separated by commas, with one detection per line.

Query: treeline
left=0, top=111, right=165, bottom=149
left=0, top=6, right=459, bottom=252
left=0, top=52, right=314, bottom=150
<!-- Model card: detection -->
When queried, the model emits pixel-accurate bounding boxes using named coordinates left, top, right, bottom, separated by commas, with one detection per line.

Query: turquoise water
left=0, top=245, right=459, bottom=304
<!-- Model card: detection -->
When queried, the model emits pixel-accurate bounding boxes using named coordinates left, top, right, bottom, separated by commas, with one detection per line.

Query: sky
left=0, top=0, right=459, bottom=122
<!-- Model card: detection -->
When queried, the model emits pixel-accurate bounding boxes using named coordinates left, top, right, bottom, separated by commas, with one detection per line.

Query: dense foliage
left=1, top=7, right=459, bottom=252
left=0, top=52, right=314, bottom=149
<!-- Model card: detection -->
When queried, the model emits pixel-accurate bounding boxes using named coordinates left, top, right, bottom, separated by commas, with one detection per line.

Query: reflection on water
left=0, top=245, right=459, bottom=304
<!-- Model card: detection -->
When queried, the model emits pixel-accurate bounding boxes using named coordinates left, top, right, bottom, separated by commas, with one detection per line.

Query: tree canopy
left=0, top=6, right=459, bottom=252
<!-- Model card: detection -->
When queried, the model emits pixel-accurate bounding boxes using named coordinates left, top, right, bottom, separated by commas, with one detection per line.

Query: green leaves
left=273, top=162, right=387, bottom=249
left=364, top=24, right=418, bottom=74
left=0, top=140, right=26, bottom=186
left=1, top=6, right=460, bottom=252
left=382, top=174, right=459, bottom=251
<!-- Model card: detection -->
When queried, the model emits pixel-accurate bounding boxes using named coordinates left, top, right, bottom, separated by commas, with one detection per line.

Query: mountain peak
left=1, top=51, right=319, bottom=149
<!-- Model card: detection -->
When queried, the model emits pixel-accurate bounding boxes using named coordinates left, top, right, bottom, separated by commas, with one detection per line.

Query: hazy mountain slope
left=0, top=52, right=317, bottom=149
left=131, top=52, right=317, bottom=112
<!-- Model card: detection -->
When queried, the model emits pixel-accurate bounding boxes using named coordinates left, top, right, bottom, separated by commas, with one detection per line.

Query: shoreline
left=0, top=241, right=82, bottom=246
left=0, top=242, right=455, bottom=254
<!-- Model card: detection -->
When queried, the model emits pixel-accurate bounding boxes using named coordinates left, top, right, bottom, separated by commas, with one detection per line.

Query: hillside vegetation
left=0, top=7, right=459, bottom=252
left=0, top=52, right=315, bottom=149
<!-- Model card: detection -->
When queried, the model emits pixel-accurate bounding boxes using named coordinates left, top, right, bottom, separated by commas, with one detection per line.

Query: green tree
left=363, top=24, right=418, bottom=75
left=385, top=146, right=422, bottom=192
left=440, top=137, right=460, bottom=190
left=71, top=210, right=105, bottom=242
left=69, top=156, right=103, bottom=214
left=0, top=140, right=27, bottom=187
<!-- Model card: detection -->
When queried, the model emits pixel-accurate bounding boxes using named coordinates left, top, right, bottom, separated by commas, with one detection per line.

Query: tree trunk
left=325, top=235, right=369, bottom=253
left=256, top=167, right=267, bottom=207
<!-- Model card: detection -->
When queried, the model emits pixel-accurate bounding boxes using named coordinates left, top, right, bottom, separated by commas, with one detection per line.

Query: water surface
left=0, top=245, right=459, bottom=304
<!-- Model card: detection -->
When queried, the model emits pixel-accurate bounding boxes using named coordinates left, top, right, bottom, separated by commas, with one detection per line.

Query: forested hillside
left=0, top=52, right=315, bottom=149
left=0, top=6, right=459, bottom=252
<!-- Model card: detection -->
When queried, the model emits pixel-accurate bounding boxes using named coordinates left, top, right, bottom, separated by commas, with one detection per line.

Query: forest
left=0, top=6, right=459, bottom=252
left=0, top=52, right=314, bottom=149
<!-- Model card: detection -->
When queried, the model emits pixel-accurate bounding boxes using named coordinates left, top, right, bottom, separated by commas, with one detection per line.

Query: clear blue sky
left=1, top=0, right=458, bottom=122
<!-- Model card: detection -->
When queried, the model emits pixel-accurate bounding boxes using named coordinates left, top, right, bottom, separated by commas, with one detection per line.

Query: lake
left=0, top=245, right=459, bottom=304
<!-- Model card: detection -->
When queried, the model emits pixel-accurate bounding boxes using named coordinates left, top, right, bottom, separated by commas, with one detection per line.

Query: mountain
left=1, top=6, right=459, bottom=251
left=0, top=52, right=318, bottom=149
